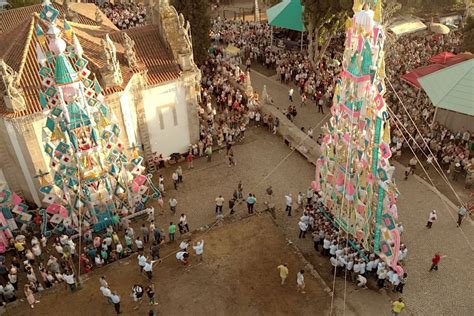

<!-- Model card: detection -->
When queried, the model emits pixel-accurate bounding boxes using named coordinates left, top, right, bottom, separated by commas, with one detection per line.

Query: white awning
left=389, top=19, right=427, bottom=37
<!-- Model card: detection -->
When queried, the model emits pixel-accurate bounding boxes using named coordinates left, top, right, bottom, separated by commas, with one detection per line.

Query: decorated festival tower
left=316, top=0, right=402, bottom=273
left=35, top=2, right=159, bottom=234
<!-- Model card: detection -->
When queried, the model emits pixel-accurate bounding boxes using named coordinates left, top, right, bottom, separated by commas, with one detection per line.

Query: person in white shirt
left=116, top=243, right=124, bottom=258
left=215, top=195, right=225, bottom=214
left=126, top=227, right=135, bottom=240
left=176, top=251, right=189, bottom=265
left=335, top=252, right=344, bottom=266
left=100, top=286, right=112, bottom=303
left=172, top=172, right=179, bottom=190
left=255, top=112, right=261, bottom=125
left=390, top=271, right=400, bottom=291
left=322, top=238, right=331, bottom=256
left=169, top=198, right=178, bottom=214
left=193, top=240, right=205, bottom=262
left=99, top=276, right=108, bottom=288
left=63, top=272, right=76, bottom=291
left=55, top=272, right=64, bottom=282
left=366, top=258, right=375, bottom=275
left=296, top=270, right=305, bottom=294
left=54, top=243, right=63, bottom=255
left=300, top=214, right=310, bottom=225
left=298, top=220, right=308, bottom=239
left=179, top=213, right=189, bottom=233
left=285, top=194, right=293, bottom=216
left=135, top=237, right=144, bottom=251
left=359, top=261, right=366, bottom=276
left=377, top=261, right=385, bottom=274
left=110, top=292, right=121, bottom=314
left=288, top=88, right=294, bottom=102
left=329, top=242, right=338, bottom=257
left=357, top=274, right=367, bottom=289
left=387, top=269, right=395, bottom=285
left=143, top=259, right=158, bottom=280
left=330, top=256, right=340, bottom=275
left=179, top=240, right=190, bottom=251
left=426, top=210, right=437, bottom=228
left=138, top=254, right=147, bottom=273
left=377, top=268, right=387, bottom=289
left=95, top=254, right=104, bottom=267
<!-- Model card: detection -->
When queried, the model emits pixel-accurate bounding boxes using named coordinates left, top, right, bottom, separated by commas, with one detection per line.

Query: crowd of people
left=1, top=203, right=198, bottom=312
left=385, top=32, right=473, bottom=187
left=1, top=234, right=79, bottom=307
left=190, top=45, right=283, bottom=167
left=99, top=2, right=146, bottom=30
left=212, top=18, right=344, bottom=114
left=293, top=191, right=408, bottom=292
left=213, top=18, right=472, bottom=185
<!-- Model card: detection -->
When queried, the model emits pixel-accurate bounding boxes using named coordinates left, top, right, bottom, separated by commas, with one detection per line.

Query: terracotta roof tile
left=112, top=24, right=181, bottom=87
left=0, top=2, right=104, bottom=34
left=0, top=15, right=181, bottom=118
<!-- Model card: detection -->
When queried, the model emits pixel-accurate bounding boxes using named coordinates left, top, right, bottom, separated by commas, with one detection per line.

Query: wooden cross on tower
left=129, top=143, right=142, bottom=158
left=34, top=169, right=50, bottom=186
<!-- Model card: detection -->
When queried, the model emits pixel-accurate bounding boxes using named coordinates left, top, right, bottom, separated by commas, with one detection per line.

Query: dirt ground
left=5, top=215, right=330, bottom=316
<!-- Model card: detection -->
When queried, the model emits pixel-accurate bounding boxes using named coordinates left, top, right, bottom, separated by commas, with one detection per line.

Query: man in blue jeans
left=246, top=194, right=257, bottom=214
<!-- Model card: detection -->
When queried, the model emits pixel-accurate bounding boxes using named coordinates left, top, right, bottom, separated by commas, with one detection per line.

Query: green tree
left=302, top=0, right=352, bottom=65
left=7, top=0, right=40, bottom=9
left=461, top=16, right=474, bottom=52
left=172, top=0, right=211, bottom=65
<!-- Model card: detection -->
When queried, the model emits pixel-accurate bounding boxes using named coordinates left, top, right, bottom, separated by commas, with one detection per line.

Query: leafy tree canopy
left=172, top=0, right=212, bottom=66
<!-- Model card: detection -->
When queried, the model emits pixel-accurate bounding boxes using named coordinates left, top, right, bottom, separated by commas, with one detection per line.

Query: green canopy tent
left=418, top=59, right=474, bottom=127
left=266, top=0, right=305, bottom=51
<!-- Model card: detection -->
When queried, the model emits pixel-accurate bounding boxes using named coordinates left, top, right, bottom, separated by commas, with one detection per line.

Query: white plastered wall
left=142, top=80, right=191, bottom=157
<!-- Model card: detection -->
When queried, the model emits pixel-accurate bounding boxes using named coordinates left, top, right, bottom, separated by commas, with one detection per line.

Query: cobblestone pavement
left=152, top=123, right=473, bottom=315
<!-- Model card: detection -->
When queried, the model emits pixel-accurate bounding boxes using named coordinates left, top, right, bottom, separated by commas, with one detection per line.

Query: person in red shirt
left=429, top=253, right=446, bottom=271
left=187, top=152, right=194, bottom=169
